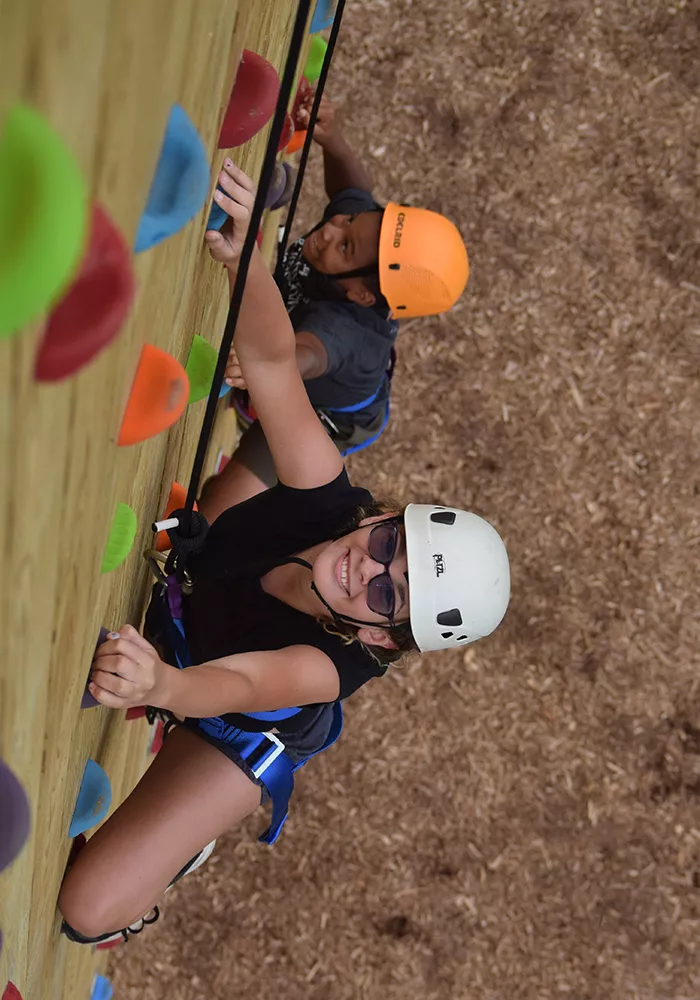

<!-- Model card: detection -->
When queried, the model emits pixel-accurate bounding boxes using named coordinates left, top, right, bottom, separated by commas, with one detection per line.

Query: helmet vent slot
left=441, top=631, right=453, bottom=639
left=437, top=609, right=462, bottom=627
left=431, top=511, right=456, bottom=525
left=396, top=305, right=406, bottom=310
left=388, top=263, right=400, bottom=270
left=456, top=635, right=468, bottom=642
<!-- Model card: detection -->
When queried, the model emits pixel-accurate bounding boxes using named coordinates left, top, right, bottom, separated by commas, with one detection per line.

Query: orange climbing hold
left=117, top=345, right=189, bottom=446
left=155, top=482, right=198, bottom=551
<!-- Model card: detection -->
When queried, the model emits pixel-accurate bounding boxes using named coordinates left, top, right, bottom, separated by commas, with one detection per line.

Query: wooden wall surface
left=0, top=1, right=309, bottom=996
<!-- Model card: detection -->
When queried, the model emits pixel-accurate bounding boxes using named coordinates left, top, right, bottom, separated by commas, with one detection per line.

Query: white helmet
left=404, top=504, right=510, bottom=652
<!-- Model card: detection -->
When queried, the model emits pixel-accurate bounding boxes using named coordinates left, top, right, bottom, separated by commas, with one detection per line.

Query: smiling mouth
left=336, top=550, right=350, bottom=595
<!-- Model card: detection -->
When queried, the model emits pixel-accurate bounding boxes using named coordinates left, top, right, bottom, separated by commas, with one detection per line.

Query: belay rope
left=160, top=0, right=347, bottom=573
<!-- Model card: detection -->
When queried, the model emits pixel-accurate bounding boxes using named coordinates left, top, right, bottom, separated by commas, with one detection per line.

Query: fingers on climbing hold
left=135, top=105, right=210, bottom=253
left=118, top=344, right=189, bottom=446
left=0, top=103, right=88, bottom=338
left=81, top=628, right=111, bottom=709
left=101, top=502, right=138, bottom=574
left=34, top=203, right=135, bottom=382
left=68, top=759, right=111, bottom=838
left=0, top=760, right=30, bottom=874
left=218, top=51, right=280, bottom=149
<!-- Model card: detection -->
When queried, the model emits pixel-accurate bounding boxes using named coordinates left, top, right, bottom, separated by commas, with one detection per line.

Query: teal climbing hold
left=134, top=105, right=210, bottom=253
left=69, top=759, right=111, bottom=837
left=0, top=103, right=88, bottom=338
left=310, top=0, right=336, bottom=33
left=90, top=975, right=113, bottom=1000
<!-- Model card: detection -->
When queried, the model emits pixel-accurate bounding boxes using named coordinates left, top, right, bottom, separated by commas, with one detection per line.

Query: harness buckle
left=252, top=731, right=286, bottom=779
left=316, top=409, right=340, bottom=436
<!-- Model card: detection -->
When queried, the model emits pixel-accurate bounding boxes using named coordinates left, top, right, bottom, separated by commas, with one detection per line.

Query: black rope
left=177, top=0, right=313, bottom=546
left=274, top=0, right=347, bottom=280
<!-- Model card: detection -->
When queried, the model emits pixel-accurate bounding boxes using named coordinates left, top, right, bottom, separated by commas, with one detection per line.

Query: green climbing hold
left=304, top=36, right=328, bottom=84
left=101, top=502, right=138, bottom=574
left=185, top=334, right=218, bottom=404
left=0, top=104, right=88, bottom=338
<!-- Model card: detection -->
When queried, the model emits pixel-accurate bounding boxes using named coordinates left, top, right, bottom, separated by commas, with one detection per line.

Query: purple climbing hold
left=0, top=760, right=30, bottom=873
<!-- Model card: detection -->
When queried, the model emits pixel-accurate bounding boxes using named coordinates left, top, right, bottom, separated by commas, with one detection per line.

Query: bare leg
left=58, top=727, right=261, bottom=937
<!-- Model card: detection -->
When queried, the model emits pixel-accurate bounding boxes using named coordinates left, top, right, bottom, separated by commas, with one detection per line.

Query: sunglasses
left=365, top=521, right=403, bottom=622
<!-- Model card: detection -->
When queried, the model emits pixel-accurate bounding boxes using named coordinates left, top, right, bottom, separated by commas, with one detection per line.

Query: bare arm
left=205, top=163, right=343, bottom=489
left=160, top=645, right=340, bottom=717
left=88, top=627, right=340, bottom=715
left=297, top=95, right=372, bottom=198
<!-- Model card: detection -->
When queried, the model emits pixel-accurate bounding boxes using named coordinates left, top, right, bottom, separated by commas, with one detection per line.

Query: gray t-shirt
left=281, top=188, right=398, bottom=425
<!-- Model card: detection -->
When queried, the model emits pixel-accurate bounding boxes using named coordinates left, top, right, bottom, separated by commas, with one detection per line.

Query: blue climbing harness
left=153, top=574, right=343, bottom=845
left=318, top=346, right=396, bottom=458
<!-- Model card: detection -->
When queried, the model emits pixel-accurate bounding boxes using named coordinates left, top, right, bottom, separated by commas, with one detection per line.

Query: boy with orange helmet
left=203, top=96, right=469, bottom=516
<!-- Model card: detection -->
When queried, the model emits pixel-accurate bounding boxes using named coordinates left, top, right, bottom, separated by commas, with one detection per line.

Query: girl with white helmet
left=58, top=162, right=509, bottom=947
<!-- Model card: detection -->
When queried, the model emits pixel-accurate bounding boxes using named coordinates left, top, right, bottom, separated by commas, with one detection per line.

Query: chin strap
left=280, top=557, right=393, bottom=631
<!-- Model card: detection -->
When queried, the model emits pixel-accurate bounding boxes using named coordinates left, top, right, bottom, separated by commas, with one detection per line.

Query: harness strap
left=153, top=575, right=341, bottom=844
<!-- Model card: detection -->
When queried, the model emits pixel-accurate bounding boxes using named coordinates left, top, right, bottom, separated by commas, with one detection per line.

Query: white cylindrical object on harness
left=152, top=516, right=179, bottom=534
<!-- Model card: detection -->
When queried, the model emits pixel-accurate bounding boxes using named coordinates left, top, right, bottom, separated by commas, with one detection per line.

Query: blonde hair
left=319, top=497, right=418, bottom=667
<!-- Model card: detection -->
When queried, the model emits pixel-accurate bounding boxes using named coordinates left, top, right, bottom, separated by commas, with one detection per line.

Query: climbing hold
left=118, top=344, right=189, bottom=446
left=125, top=706, right=146, bottom=721
left=218, top=51, right=280, bottom=149
left=81, top=627, right=110, bottom=709
left=277, top=112, right=295, bottom=152
left=101, top=502, right=137, bottom=573
left=186, top=334, right=229, bottom=404
left=2, top=983, right=22, bottom=1000
left=68, top=759, right=111, bottom=838
left=0, top=761, right=30, bottom=874
left=285, top=129, right=306, bottom=155
left=265, top=163, right=288, bottom=210
left=155, top=482, right=198, bottom=552
left=215, top=449, right=230, bottom=474
left=310, top=0, right=336, bottom=33
left=206, top=194, right=227, bottom=233
left=304, top=36, right=328, bottom=84
left=90, top=975, right=113, bottom=1000
left=34, top=203, right=135, bottom=381
left=0, top=103, right=87, bottom=338
left=134, top=105, right=210, bottom=253
left=269, top=162, right=297, bottom=212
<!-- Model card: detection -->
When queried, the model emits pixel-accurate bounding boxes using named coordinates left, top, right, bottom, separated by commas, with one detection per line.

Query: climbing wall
left=0, top=0, right=316, bottom=997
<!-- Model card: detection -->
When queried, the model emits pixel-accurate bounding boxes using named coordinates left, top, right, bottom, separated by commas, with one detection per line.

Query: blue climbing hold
left=69, top=759, right=111, bottom=838
left=90, top=975, right=113, bottom=1000
left=310, top=0, right=336, bottom=33
left=206, top=188, right=228, bottom=232
left=134, top=105, right=210, bottom=253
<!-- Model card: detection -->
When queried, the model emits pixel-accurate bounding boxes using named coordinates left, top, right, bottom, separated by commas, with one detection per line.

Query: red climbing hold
left=118, top=345, right=189, bottom=446
left=125, top=707, right=147, bottom=721
left=34, top=203, right=135, bottom=382
left=277, top=112, right=295, bottom=152
left=2, top=982, right=23, bottom=1000
left=218, top=51, right=280, bottom=149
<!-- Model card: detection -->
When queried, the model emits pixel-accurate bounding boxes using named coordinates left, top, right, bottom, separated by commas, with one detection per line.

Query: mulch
left=111, top=1, right=700, bottom=997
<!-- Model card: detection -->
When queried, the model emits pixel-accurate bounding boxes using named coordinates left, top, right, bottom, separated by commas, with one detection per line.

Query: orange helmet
left=378, top=204, right=469, bottom=318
